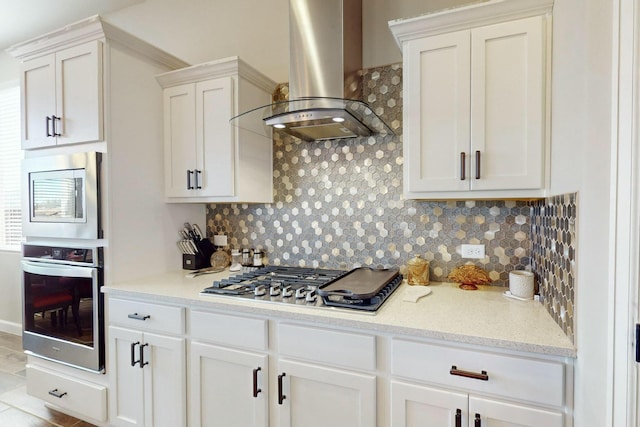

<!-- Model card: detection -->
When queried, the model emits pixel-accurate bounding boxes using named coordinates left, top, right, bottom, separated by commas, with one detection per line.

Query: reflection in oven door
left=21, top=256, right=104, bottom=372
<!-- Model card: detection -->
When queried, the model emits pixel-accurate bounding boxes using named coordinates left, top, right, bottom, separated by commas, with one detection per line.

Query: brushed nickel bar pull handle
left=48, top=388, right=67, bottom=398
left=139, top=343, right=149, bottom=369
left=460, top=152, right=466, bottom=181
left=455, top=409, right=462, bottom=427
left=475, top=150, right=481, bottom=179
left=130, top=341, right=140, bottom=366
left=450, top=365, right=489, bottom=381
left=46, top=116, right=52, bottom=137
left=127, top=313, right=150, bottom=321
left=278, top=373, right=286, bottom=405
left=475, top=413, right=481, bottom=427
left=253, top=367, right=262, bottom=398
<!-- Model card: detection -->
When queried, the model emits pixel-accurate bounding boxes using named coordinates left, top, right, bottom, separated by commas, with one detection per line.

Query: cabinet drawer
left=190, top=310, right=267, bottom=350
left=108, top=298, right=184, bottom=335
left=26, top=364, right=107, bottom=422
left=391, top=338, right=565, bottom=407
left=278, top=323, right=376, bottom=371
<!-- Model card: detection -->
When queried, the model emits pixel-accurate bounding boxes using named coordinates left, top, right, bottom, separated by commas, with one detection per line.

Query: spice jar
left=407, top=255, right=429, bottom=285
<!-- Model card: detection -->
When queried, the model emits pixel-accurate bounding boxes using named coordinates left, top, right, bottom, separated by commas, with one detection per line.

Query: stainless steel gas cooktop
left=200, top=265, right=402, bottom=313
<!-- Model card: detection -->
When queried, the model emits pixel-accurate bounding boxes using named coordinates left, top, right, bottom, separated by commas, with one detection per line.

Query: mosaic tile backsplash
left=206, top=63, right=577, bottom=342
left=531, top=193, right=577, bottom=342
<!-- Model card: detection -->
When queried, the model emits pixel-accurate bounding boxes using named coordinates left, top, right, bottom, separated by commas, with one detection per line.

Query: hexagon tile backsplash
left=206, top=63, right=577, bottom=342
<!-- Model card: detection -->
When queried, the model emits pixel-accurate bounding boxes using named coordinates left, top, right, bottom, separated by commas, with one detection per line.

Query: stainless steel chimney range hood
left=230, top=0, right=394, bottom=142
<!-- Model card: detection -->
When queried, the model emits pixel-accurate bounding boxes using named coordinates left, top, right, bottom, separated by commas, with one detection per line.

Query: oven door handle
left=21, top=260, right=95, bottom=279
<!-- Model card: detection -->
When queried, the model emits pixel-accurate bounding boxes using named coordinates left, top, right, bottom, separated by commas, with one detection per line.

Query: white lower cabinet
left=189, top=342, right=268, bottom=427
left=276, top=322, right=377, bottom=427
left=108, top=299, right=187, bottom=427
left=109, top=326, right=186, bottom=427
left=390, top=381, right=563, bottom=427
left=104, top=300, right=572, bottom=427
left=277, top=359, right=376, bottom=427
left=469, top=396, right=563, bottom=427
left=391, top=338, right=568, bottom=427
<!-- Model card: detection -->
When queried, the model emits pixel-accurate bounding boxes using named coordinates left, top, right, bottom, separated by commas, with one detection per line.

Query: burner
left=200, top=266, right=402, bottom=313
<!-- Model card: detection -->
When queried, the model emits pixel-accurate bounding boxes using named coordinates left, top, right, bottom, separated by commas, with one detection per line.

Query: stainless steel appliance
left=22, top=151, right=102, bottom=239
left=21, top=243, right=104, bottom=372
left=201, top=265, right=402, bottom=312
left=230, top=0, right=394, bottom=142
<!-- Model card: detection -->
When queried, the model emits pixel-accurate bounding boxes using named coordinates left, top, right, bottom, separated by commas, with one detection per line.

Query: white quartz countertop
left=102, top=269, right=576, bottom=358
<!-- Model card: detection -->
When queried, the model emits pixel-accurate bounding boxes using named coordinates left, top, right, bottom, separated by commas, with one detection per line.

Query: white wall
left=550, top=0, right=614, bottom=426
left=0, top=250, right=23, bottom=333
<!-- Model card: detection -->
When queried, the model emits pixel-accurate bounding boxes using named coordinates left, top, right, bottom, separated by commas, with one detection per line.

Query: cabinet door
left=21, top=54, right=56, bottom=149
left=55, top=40, right=103, bottom=146
left=278, top=359, right=376, bottom=427
left=109, top=326, right=144, bottom=427
left=141, top=332, right=186, bottom=427
left=196, top=77, right=234, bottom=197
left=190, top=342, right=268, bottom=427
left=404, top=31, right=470, bottom=193
left=470, top=16, right=545, bottom=191
left=163, top=84, right=196, bottom=197
left=109, top=327, right=186, bottom=427
left=469, top=396, right=563, bottom=427
left=390, top=381, right=468, bottom=427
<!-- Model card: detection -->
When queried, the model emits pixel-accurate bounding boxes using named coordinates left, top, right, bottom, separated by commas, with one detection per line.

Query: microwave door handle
left=21, top=260, right=94, bottom=279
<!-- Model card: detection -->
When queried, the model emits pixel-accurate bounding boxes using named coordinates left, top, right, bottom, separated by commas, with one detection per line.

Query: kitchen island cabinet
left=155, top=57, right=276, bottom=203
left=389, top=0, right=553, bottom=200
left=102, top=271, right=575, bottom=427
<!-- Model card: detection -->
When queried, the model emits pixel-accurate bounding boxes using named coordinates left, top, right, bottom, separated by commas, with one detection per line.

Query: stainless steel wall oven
left=21, top=243, right=104, bottom=372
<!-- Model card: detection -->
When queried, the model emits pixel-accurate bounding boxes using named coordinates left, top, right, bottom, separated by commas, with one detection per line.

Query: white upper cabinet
left=156, top=57, right=276, bottom=203
left=390, top=0, right=553, bottom=200
left=20, top=40, right=103, bottom=149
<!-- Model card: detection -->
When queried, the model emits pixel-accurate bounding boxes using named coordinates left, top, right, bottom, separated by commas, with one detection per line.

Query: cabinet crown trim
left=389, top=0, right=553, bottom=47
left=155, top=56, right=277, bottom=93
left=7, top=14, right=189, bottom=70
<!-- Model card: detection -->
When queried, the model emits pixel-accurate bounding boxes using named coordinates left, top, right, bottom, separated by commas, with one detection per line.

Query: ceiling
left=0, top=0, right=144, bottom=50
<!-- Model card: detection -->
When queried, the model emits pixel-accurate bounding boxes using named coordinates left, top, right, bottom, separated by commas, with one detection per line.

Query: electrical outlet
left=461, top=244, right=485, bottom=259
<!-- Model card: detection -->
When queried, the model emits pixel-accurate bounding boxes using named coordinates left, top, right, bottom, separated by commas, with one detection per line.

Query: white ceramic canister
left=509, top=270, right=535, bottom=299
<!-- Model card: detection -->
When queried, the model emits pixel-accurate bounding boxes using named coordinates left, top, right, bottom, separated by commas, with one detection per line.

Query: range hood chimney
left=231, top=0, right=394, bottom=142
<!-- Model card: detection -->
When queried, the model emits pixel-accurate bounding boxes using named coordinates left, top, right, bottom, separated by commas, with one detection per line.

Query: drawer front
left=278, top=323, right=376, bottom=371
left=108, top=297, right=184, bottom=335
left=391, top=338, right=565, bottom=407
left=26, top=364, right=107, bottom=422
left=190, top=310, right=268, bottom=350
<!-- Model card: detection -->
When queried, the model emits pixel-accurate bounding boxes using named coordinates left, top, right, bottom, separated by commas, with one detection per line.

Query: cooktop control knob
left=295, top=288, right=306, bottom=299
left=282, top=285, right=293, bottom=298
left=270, top=282, right=281, bottom=296
left=305, top=289, right=317, bottom=303
left=254, top=285, right=266, bottom=297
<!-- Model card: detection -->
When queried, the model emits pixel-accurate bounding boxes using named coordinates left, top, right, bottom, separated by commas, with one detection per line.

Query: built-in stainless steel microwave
left=22, top=152, right=102, bottom=239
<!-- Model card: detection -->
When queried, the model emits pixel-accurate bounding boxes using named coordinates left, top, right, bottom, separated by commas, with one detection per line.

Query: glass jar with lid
left=407, top=255, right=429, bottom=285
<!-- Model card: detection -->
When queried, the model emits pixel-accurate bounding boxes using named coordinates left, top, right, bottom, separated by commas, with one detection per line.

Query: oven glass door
left=22, top=260, right=103, bottom=371
left=30, top=169, right=86, bottom=223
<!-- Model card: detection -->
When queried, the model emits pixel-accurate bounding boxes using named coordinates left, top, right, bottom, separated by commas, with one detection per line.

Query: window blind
left=0, top=84, right=22, bottom=250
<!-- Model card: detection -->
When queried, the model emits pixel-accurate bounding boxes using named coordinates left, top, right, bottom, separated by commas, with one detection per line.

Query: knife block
left=182, top=238, right=215, bottom=270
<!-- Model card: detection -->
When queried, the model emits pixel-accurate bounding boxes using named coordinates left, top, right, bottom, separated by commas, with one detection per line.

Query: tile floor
left=0, top=331, right=95, bottom=427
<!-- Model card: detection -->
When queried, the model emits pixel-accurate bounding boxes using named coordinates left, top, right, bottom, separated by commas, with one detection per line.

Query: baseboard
left=0, top=319, right=22, bottom=336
